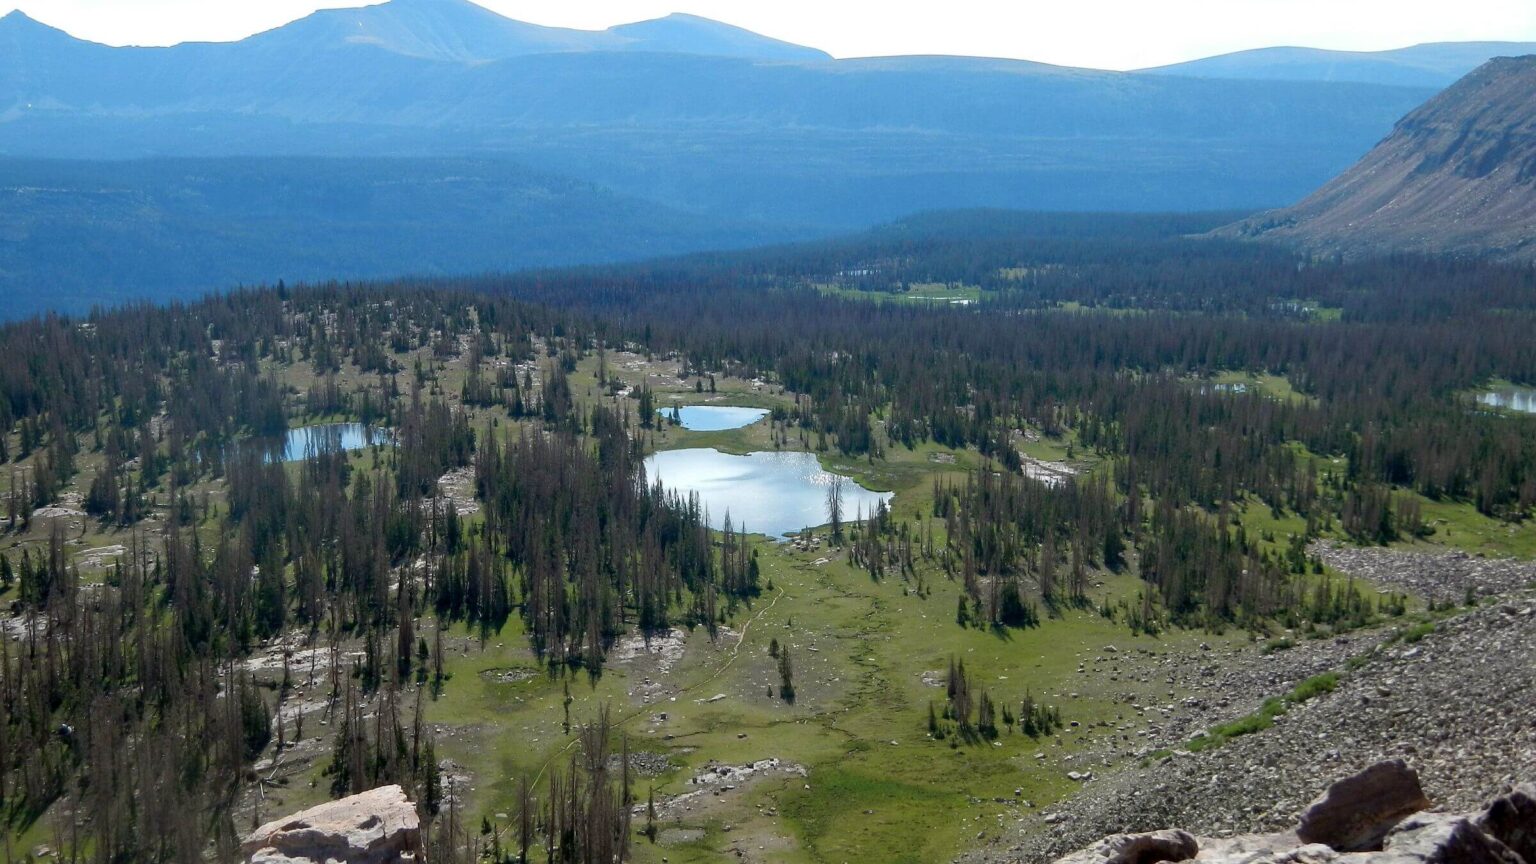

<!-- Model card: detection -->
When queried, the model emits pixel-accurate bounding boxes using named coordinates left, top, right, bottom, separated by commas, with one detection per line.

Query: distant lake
left=661, top=405, right=770, bottom=431
left=644, top=448, right=892, bottom=539
left=1478, top=388, right=1536, bottom=414
left=255, top=423, right=391, bottom=462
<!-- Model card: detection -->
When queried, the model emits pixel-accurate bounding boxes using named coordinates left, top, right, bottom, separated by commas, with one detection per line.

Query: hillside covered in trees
left=0, top=212, right=1534, bottom=862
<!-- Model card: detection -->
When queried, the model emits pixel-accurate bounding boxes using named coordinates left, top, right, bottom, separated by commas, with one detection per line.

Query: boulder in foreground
left=242, top=785, right=422, bottom=864
left=1296, top=758, right=1432, bottom=851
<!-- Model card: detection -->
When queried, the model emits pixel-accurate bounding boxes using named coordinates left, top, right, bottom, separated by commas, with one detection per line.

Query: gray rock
left=1380, top=813, right=1523, bottom=863
left=974, top=587, right=1536, bottom=864
left=1297, top=760, right=1431, bottom=851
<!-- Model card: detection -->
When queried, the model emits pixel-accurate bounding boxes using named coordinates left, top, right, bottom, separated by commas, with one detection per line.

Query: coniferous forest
left=1, top=212, right=1534, bottom=862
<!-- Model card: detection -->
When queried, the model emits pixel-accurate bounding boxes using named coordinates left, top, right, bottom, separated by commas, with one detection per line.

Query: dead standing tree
left=825, top=477, right=845, bottom=545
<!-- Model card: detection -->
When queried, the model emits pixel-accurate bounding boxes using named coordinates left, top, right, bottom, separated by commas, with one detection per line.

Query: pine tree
left=777, top=647, right=795, bottom=703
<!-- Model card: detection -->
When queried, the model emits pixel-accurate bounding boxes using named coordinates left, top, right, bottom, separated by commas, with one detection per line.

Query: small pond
left=1478, top=387, right=1536, bottom=414
left=644, top=448, right=892, bottom=539
left=260, top=424, right=392, bottom=462
left=660, top=405, right=770, bottom=431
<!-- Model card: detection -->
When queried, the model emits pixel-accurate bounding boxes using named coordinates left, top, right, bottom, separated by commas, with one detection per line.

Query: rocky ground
left=1058, top=629, right=1365, bottom=771
left=1312, top=541, right=1536, bottom=603
left=968, top=585, right=1536, bottom=863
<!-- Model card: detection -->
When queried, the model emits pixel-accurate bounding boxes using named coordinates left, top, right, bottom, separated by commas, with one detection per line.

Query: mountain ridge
left=7, top=3, right=1527, bottom=73
left=4, top=1, right=833, bottom=63
left=1141, top=41, right=1536, bottom=88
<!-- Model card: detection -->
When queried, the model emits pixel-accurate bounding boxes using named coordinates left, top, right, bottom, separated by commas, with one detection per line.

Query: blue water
left=1479, top=388, right=1536, bottom=414
left=644, top=448, right=892, bottom=539
left=660, top=405, right=770, bottom=431
left=272, top=424, right=390, bottom=462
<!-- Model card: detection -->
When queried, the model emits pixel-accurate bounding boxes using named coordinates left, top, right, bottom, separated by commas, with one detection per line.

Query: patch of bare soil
left=1021, top=456, right=1078, bottom=488
left=74, top=544, right=125, bottom=569
left=435, top=467, right=479, bottom=515
left=655, top=758, right=807, bottom=818
left=479, top=667, right=538, bottom=685
left=612, top=628, right=689, bottom=703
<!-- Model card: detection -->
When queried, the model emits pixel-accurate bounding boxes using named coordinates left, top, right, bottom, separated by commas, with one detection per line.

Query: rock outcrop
left=1050, top=764, right=1536, bottom=863
left=1217, top=54, right=1536, bottom=262
left=242, top=785, right=422, bottom=864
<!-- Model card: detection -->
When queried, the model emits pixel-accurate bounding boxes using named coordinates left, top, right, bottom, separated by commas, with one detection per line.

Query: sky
left=6, top=0, right=1536, bottom=70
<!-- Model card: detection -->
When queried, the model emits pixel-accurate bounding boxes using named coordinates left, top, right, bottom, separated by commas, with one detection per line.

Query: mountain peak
left=1, top=9, right=49, bottom=32
left=244, top=0, right=598, bottom=63
left=0, top=8, right=82, bottom=46
left=244, top=1, right=827, bottom=63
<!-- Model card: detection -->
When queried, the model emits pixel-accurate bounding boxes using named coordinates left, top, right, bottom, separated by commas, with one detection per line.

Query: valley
left=1, top=8, right=1535, bottom=862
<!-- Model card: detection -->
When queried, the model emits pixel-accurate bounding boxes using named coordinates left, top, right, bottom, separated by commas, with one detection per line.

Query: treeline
left=499, top=248, right=1536, bottom=518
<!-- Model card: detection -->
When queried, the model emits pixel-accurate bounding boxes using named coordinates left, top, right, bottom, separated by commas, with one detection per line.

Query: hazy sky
left=7, top=0, right=1536, bottom=69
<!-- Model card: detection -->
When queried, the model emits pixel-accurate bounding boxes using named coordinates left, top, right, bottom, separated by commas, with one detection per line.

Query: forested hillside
left=1, top=213, right=1534, bottom=862
left=0, top=157, right=810, bottom=317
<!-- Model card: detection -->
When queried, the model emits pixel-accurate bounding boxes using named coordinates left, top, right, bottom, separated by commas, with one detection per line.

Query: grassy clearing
left=366, top=520, right=1242, bottom=864
left=1400, top=494, right=1536, bottom=559
left=813, top=283, right=982, bottom=307
left=1208, top=370, right=1314, bottom=405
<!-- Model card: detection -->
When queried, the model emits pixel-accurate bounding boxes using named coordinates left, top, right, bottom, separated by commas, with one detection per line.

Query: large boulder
left=1296, top=760, right=1432, bottom=852
left=242, top=785, right=422, bottom=864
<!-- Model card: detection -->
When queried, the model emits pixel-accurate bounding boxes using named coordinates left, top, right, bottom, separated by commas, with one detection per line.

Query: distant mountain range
left=1219, top=56, right=1536, bottom=262
left=1142, top=42, right=1536, bottom=88
left=0, top=1, right=1468, bottom=227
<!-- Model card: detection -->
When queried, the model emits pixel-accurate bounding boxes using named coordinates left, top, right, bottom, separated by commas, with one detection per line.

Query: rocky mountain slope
left=1218, top=55, right=1536, bottom=262
left=966, top=581, right=1536, bottom=863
